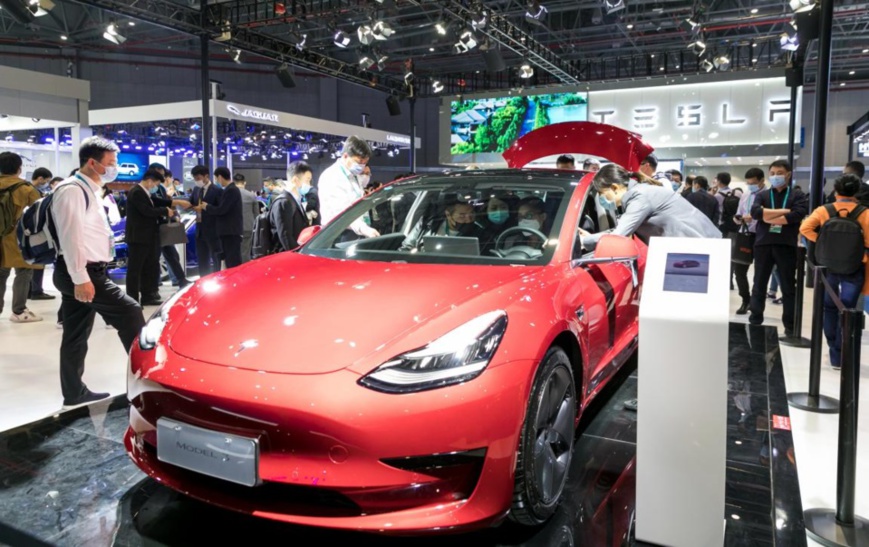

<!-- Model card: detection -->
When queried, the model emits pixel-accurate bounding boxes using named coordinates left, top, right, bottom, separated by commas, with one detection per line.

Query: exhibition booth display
left=0, top=65, right=91, bottom=179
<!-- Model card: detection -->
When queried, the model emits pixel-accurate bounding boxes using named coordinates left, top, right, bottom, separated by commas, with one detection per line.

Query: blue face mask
left=149, top=185, right=159, bottom=195
left=748, top=184, right=762, bottom=194
left=769, top=175, right=787, bottom=188
left=671, top=182, right=681, bottom=192
left=692, top=186, right=700, bottom=193
left=347, top=160, right=366, bottom=176
left=300, top=183, right=312, bottom=196
left=598, top=194, right=617, bottom=213
left=488, top=209, right=509, bottom=225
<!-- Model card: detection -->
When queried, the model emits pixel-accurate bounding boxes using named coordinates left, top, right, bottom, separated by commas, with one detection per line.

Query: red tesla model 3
left=124, top=122, right=651, bottom=534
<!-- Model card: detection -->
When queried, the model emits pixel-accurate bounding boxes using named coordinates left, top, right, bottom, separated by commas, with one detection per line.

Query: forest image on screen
left=450, top=92, right=588, bottom=155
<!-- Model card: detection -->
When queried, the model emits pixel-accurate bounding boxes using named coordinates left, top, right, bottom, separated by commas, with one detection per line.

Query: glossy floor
left=0, top=323, right=802, bottom=545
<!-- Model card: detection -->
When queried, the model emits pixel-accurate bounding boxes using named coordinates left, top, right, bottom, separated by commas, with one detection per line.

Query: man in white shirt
left=318, top=136, right=379, bottom=238
left=639, top=154, right=673, bottom=189
left=52, top=137, right=146, bottom=409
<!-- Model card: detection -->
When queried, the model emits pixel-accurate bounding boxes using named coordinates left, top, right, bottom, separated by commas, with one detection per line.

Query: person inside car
left=399, top=198, right=484, bottom=251
left=500, top=196, right=550, bottom=251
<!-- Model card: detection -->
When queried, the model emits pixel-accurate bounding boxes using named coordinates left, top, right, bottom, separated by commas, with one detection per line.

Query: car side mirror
left=297, top=225, right=322, bottom=246
left=571, top=234, right=640, bottom=287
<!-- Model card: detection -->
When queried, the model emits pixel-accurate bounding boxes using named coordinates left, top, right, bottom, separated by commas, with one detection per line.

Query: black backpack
left=250, top=195, right=285, bottom=259
left=721, top=191, right=741, bottom=233
left=815, top=204, right=867, bottom=275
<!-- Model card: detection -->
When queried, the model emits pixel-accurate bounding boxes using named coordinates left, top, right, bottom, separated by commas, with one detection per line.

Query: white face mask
left=518, top=219, right=541, bottom=232
left=194, top=179, right=205, bottom=188
left=95, top=162, right=118, bottom=185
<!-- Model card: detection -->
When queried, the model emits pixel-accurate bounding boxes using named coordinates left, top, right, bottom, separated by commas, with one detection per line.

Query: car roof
left=391, top=169, right=588, bottom=191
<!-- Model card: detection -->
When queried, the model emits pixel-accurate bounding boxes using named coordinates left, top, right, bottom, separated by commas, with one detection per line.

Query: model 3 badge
left=176, top=441, right=219, bottom=459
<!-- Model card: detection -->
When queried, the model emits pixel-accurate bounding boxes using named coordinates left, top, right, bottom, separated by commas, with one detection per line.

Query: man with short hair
left=32, top=167, right=53, bottom=196
left=28, top=167, right=57, bottom=300
left=556, top=155, right=575, bottom=169
left=149, top=164, right=189, bottom=289
left=732, top=168, right=766, bottom=315
left=196, top=166, right=243, bottom=269
left=319, top=136, right=379, bottom=238
left=125, top=169, right=176, bottom=305
left=827, top=160, right=869, bottom=206
left=270, top=162, right=314, bottom=253
left=0, top=152, right=44, bottom=321
left=639, top=154, right=671, bottom=188
left=52, top=136, right=146, bottom=408
left=234, top=173, right=262, bottom=263
left=582, top=158, right=601, bottom=172
left=713, top=172, right=737, bottom=231
left=685, top=176, right=720, bottom=224
left=190, top=165, right=222, bottom=275
left=749, top=160, right=808, bottom=336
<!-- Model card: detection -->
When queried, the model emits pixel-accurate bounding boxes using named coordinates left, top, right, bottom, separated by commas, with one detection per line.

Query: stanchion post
left=836, top=308, right=863, bottom=525
left=804, top=307, right=869, bottom=546
left=787, top=265, right=839, bottom=413
left=781, top=246, right=811, bottom=347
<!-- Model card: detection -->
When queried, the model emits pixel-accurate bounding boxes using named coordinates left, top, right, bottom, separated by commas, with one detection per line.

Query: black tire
left=510, top=346, right=577, bottom=526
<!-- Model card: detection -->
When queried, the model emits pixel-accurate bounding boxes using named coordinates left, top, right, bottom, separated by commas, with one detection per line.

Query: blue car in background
left=109, top=212, right=198, bottom=282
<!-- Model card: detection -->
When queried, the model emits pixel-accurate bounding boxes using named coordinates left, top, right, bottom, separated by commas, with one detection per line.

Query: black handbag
left=731, top=223, right=755, bottom=265
left=159, top=220, right=188, bottom=246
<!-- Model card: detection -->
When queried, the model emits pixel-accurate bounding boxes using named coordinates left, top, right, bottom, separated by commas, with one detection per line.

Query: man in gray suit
left=233, top=173, right=263, bottom=263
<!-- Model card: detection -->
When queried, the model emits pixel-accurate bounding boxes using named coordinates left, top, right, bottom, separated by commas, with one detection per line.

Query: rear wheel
left=510, top=347, right=577, bottom=525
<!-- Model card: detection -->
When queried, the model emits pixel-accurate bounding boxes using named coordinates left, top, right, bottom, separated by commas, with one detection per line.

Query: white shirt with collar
left=318, top=159, right=370, bottom=235
left=52, top=173, right=113, bottom=285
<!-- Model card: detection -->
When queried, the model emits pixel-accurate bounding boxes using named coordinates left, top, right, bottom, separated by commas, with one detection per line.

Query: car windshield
left=301, top=172, right=575, bottom=266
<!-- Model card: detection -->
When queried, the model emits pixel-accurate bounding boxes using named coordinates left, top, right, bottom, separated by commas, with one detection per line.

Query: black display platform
left=0, top=324, right=805, bottom=546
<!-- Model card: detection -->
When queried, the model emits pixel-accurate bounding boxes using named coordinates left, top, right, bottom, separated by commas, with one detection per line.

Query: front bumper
left=125, top=345, right=535, bottom=533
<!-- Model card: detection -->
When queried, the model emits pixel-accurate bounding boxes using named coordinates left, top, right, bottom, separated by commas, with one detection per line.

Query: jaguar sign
left=226, top=104, right=280, bottom=123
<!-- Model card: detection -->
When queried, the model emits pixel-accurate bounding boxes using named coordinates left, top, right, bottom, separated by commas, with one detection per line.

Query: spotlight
left=471, top=8, right=487, bottom=30
left=602, top=0, right=625, bottom=15
left=454, top=30, right=478, bottom=53
left=289, top=31, right=307, bottom=51
left=435, top=20, right=448, bottom=35
left=357, top=24, right=375, bottom=45
left=519, top=61, right=534, bottom=79
left=230, top=48, right=242, bottom=64
left=375, top=51, right=389, bottom=71
left=214, top=21, right=232, bottom=42
left=27, top=0, right=53, bottom=17
left=789, top=0, right=815, bottom=13
left=688, top=38, right=706, bottom=55
left=526, top=1, right=548, bottom=25
left=333, top=29, right=351, bottom=48
left=680, top=17, right=700, bottom=33
left=780, top=34, right=799, bottom=51
left=359, top=53, right=375, bottom=69
left=103, top=22, right=126, bottom=44
left=432, top=80, right=444, bottom=93
left=372, top=20, right=394, bottom=40
left=700, top=59, right=714, bottom=72
left=713, top=54, right=730, bottom=71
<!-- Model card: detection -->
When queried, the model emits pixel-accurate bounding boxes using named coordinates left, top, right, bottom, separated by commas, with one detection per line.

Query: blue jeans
left=769, top=267, right=780, bottom=294
left=823, top=269, right=865, bottom=366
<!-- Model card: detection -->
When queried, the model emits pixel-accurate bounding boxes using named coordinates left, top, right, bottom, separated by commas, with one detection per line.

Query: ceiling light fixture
left=333, top=29, right=351, bottom=48
left=700, top=59, right=714, bottom=72
left=454, top=30, right=478, bottom=53
left=289, top=30, right=306, bottom=51
left=680, top=17, right=700, bottom=33
left=375, top=51, right=389, bottom=71
left=713, top=54, right=730, bottom=71
left=230, top=48, right=242, bottom=64
left=60, top=34, right=67, bottom=40
left=103, top=22, right=126, bottom=44
left=435, top=21, right=448, bottom=35
left=602, top=0, right=626, bottom=15
left=471, top=7, right=488, bottom=30
left=626, top=23, right=634, bottom=29
left=519, top=61, right=534, bottom=79
left=372, top=20, right=394, bottom=40
left=688, top=38, right=706, bottom=55
left=357, top=24, right=375, bottom=45
left=359, top=53, right=375, bottom=69
left=751, top=8, right=758, bottom=13
left=526, top=1, right=548, bottom=26
left=780, top=34, right=799, bottom=51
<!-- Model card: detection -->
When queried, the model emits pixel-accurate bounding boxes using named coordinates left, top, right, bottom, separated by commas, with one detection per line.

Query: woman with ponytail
left=579, top=163, right=721, bottom=249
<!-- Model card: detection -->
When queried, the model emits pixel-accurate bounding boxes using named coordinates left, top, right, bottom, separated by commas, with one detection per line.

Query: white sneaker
left=10, top=309, right=43, bottom=323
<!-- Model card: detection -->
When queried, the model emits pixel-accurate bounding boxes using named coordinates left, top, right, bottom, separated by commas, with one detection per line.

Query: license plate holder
left=157, top=417, right=259, bottom=487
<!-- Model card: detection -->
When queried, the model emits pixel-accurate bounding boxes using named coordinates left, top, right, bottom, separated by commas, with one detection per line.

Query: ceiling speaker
left=483, top=48, right=506, bottom=73
left=276, top=64, right=297, bottom=88
left=386, top=95, right=401, bottom=116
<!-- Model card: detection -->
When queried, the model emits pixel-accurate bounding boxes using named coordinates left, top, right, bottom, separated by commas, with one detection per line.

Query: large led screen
left=448, top=92, right=588, bottom=164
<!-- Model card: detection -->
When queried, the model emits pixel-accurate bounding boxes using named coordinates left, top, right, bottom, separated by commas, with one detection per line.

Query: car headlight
left=139, top=283, right=194, bottom=350
left=359, top=310, right=507, bottom=394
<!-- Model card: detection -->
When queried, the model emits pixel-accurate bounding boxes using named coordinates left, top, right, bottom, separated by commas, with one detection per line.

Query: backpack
left=250, top=210, right=274, bottom=260
left=16, top=183, right=90, bottom=265
left=815, top=204, right=867, bottom=275
left=0, top=182, right=28, bottom=237
left=721, top=191, right=741, bottom=233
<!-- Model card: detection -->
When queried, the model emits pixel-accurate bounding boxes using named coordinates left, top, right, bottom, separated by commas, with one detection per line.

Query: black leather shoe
left=29, top=292, right=56, bottom=300
left=142, top=298, right=163, bottom=306
left=736, top=301, right=750, bottom=315
left=62, top=390, right=111, bottom=409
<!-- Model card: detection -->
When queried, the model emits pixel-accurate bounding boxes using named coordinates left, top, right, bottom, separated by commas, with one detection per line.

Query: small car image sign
left=118, top=163, right=140, bottom=176
left=673, top=260, right=700, bottom=268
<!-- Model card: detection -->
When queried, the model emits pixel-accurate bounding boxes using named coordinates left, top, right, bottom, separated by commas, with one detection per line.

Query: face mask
left=749, top=184, right=762, bottom=194
left=149, top=185, right=159, bottom=195
left=455, top=221, right=477, bottom=237
left=347, top=160, right=366, bottom=176
left=692, top=187, right=700, bottom=193
left=300, top=183, right=312, bottom=196
left=96, top=163, right=117, bottom=184
left=671, top=182, right=681, bottom=192
left=770, top=175, right=787, bottom=188
left=518, top=219, right=541, bottom=232
left=357, top=174, right=371, bottom=187
left=598, top=194, right=617, bottom=213
left=488, top=209, right=509, bottom=225
left=194, top=179, right=205, bottom=188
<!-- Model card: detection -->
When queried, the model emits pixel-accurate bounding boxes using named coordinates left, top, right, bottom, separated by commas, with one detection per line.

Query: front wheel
left=510, top=347, right=577, bottom=526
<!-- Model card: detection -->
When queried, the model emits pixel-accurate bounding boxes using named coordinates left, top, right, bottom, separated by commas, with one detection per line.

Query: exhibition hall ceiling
left=0, top=0, right=867, bottom=96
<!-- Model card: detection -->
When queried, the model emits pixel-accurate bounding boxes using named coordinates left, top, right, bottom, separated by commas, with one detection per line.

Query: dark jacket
left=192, top=182, right=223, bottom=243
left=685, top=190, right=720, bottom=225
left=269, top=191, right=308, bottom=251
left=203, top=182, right=243, bottom=236
left=125, top=184, right=168, bottom=245
left=750, top=186, right=809, bottom=247
left=303, top=188, right=321, bottom=226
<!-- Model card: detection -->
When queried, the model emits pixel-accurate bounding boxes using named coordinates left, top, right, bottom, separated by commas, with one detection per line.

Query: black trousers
left=30, top=267, right=45, bottom=295
left=749, top=245, right=797, bottom=331
left=54, top=258, right=145, bottom=402
left=126, top=241, right=160, bottom=304
left=162, top=244, right=187, bottom=285
left=732, top=261, right=751, bottom=303
left=196, top=227, right=221, bottom=276
left=220, top=234, right=242, bottom=269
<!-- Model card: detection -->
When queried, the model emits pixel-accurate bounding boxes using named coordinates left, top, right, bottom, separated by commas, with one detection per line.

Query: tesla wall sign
left=587, top=77, right=796, bottom=148
left=225, top=104, right=280, bottom=123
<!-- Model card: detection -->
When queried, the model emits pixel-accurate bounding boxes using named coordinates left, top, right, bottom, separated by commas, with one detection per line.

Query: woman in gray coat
left=579, top=163, right=721, bottom=248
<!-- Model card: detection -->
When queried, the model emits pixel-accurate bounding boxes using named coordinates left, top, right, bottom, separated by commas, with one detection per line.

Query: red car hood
left=169, top=254, right=533, bottom=374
